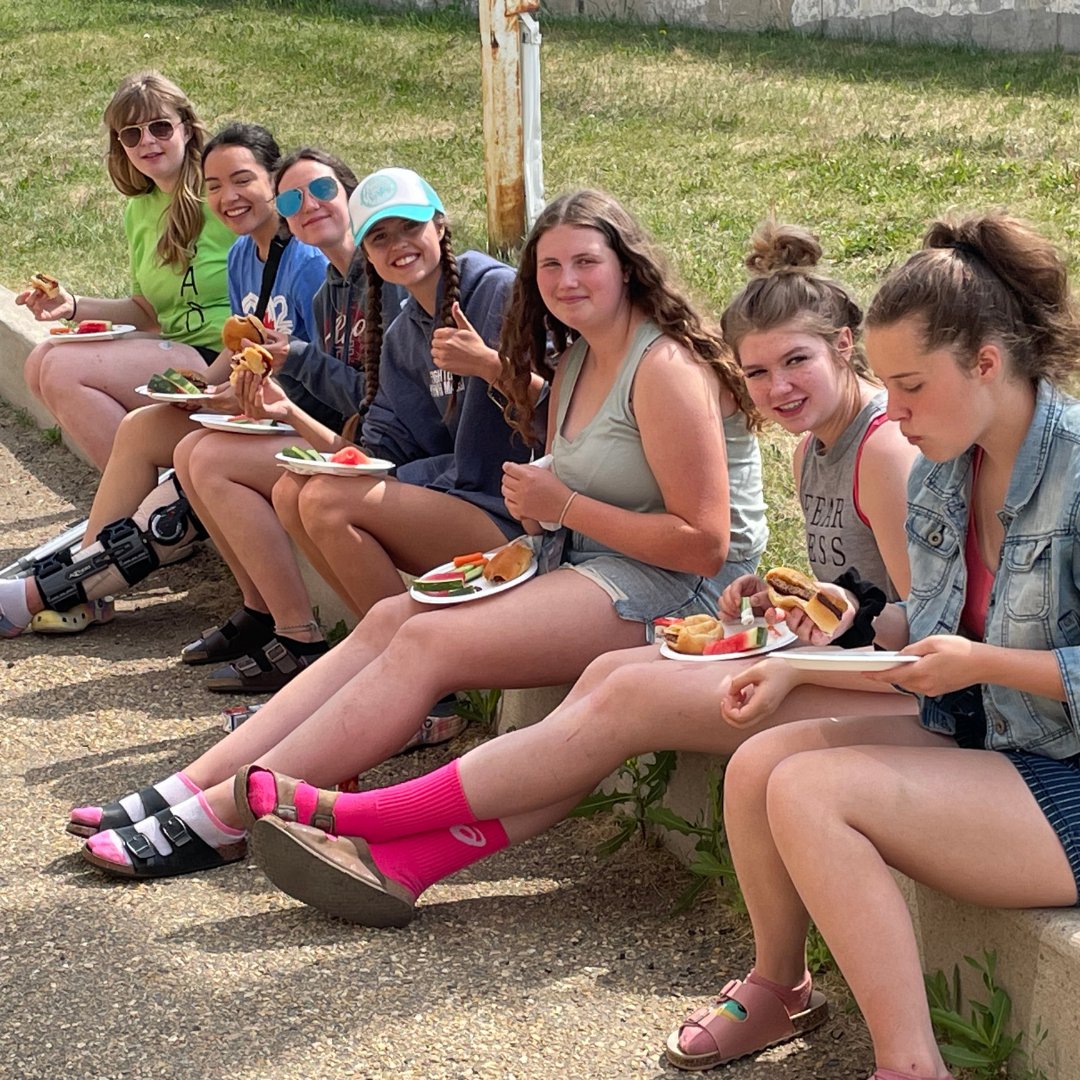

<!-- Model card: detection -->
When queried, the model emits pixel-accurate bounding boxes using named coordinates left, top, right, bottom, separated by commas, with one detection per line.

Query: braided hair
left=359, top=212, right=459, bottom=416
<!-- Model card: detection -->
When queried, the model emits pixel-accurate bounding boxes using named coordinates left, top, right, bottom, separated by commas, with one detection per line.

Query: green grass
left=4, top=1, right=1080, bottom=565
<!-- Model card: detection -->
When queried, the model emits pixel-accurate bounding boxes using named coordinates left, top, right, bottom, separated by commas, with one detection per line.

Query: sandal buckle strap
left=160, top=814, right=192, bottom=847
left=124, top=830, right=155, bottom=860
left=233, top=654, right=265, bottom=677
left=264, top=640, right=299, bottom=674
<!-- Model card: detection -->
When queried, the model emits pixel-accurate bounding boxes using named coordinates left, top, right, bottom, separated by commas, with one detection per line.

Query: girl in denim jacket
left=664, top=211, right=1080, bottom=1080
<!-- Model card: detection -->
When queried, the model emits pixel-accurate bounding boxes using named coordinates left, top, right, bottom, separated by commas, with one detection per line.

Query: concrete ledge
left=3, top=287, right=1078, bottom=1075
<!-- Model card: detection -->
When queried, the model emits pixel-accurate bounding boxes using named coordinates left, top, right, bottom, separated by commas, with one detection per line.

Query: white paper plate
left=48, top=323, right=136, bottom=343
left=190, top=413, right=295, bottom=435
left=410, top=543, right=538, bottom=606
left=767, top=650, right=920, bottom=672
left=659, top=620, right=796, bottom=662
left=136, top=383, right=216, bottom=403
left=274, top=451, right=395, bottom=477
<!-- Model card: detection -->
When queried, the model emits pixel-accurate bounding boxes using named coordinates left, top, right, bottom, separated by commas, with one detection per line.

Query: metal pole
left=479, top=0, right=541, bottom=253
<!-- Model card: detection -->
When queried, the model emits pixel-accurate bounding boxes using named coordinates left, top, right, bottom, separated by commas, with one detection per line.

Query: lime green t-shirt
left=123, top=187, right=235, bottom=349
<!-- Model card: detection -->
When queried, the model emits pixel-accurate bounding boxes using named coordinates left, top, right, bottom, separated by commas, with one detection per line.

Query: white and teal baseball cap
left=349, top=167, right=445, bottom=245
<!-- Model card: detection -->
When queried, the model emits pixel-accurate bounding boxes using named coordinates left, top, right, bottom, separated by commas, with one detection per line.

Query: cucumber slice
left=460, top=563, right=485, bottom=582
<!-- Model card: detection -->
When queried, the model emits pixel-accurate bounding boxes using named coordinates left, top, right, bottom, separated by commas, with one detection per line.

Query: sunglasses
left=275, top=176, right=339, bottom=217
left=117, top=118, right=179, bottom=149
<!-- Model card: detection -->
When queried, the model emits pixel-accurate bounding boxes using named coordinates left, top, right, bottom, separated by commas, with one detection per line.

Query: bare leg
left=199, top=571, right=649, bottom=825
left=456, top=659, right=918, bottom=823
left=294, top=474, right=509, bottom=615
left=176, top=430, right=319, bottom=635
left=23, top=339, right=52, bottom=401
left=182, top=592, right=422, bottom=792
left=37, top=338, right=210, bottom=469
left=272, top=473, right=360, bottom=617
left=84, top=404, right=197, bottom=538
left=722, top=717, right=950, bottom=992
left=767, top=743, right=1078, bottom=1076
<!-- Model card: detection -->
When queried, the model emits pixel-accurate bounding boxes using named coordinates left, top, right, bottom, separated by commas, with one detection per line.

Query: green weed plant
left=925, top=952, right=1047, bottom=1080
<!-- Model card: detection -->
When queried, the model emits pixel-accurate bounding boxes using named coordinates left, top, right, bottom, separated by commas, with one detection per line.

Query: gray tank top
left=552, top=320, right=767, bottom=565
left=799, top=391, right=897, bottom=599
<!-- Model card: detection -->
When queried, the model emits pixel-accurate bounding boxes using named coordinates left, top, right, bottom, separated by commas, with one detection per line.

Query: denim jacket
left=900, top=380, right=1080, bottom=758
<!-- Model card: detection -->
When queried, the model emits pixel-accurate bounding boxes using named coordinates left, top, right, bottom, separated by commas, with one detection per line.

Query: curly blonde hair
left=103, top=71, right=209, bottom=271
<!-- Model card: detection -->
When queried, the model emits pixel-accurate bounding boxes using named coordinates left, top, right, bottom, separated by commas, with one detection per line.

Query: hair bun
left=745, top=220, right=822, bottom=276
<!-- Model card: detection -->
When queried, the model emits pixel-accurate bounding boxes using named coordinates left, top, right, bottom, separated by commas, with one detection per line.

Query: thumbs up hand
left=431, top=301, right=503, bottom=382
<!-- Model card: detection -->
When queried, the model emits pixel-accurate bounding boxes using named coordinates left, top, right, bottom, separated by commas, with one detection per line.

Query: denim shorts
left=556, top=531, right=759, bottom=637
left=1004, top=750, right=1080, bottom=903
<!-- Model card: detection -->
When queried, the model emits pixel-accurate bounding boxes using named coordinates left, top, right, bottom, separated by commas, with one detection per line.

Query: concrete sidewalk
left=0, top=401, right=871, bottom=1080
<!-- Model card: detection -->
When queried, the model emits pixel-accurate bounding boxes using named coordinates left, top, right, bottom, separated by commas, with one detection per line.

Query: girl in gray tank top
left=219, top=221, right=924, bottom=954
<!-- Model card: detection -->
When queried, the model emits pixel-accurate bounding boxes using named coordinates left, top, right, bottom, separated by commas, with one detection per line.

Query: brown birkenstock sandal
left=665, top=974, right=829, bottom=1071
left=250, top=817, right=415, bottom=928
left=233, top=765, right=339, bottom=831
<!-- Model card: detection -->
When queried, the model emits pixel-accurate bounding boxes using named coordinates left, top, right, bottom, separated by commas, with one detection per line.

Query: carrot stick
left=452, top=552, right=486, bottom=567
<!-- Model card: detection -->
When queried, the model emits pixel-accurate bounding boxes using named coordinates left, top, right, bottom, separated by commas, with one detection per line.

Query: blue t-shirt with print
left=226, top=234, right=327, bottom=344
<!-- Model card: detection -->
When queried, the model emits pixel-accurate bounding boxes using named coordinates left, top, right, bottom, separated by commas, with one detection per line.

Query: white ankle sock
left=115, top=772, right=198, bottom=823
left=87, top=793, right=245, bottom=867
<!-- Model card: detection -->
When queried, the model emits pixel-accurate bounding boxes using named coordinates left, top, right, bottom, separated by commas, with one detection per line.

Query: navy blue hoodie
left=277, top=258, right=405, bottom=431
left=362, top=250, right=538, bottom=538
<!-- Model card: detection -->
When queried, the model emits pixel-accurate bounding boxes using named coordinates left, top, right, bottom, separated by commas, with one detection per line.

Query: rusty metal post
left=479, top=0, right=540, bottom=253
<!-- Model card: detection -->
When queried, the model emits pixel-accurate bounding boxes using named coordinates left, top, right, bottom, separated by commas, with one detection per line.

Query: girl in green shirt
left=16, top=70, right=233, bottom=470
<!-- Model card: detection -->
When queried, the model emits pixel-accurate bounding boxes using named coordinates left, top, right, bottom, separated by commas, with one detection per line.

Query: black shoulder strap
left=254, top=236, right=289, bottom=321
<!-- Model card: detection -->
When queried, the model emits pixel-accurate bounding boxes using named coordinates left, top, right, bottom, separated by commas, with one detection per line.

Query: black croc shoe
left=181, top=608, right=275, bottom=666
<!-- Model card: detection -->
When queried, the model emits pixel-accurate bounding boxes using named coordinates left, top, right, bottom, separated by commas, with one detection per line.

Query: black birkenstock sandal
left=66, top=784, right=171, bottom=839
left=204, top=638, right=328, bottom=694
left=181, top=608, right=275, bottom=666
left=81, top=811, right=248, bottom=879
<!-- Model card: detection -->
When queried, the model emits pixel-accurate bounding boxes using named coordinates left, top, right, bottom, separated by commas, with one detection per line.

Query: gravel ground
left=0, top=401, right=874, bottom=1080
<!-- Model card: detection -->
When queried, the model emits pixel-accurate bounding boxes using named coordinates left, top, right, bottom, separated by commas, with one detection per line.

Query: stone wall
left=371, top=0, right=1080, bottom=52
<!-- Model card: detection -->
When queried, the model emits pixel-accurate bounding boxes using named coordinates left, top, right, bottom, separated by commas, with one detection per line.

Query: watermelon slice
left=703, top=626, right=768, bottom=655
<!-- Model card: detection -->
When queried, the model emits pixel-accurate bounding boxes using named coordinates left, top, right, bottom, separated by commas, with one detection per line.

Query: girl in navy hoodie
left=178, top=167, right=537, bottom=695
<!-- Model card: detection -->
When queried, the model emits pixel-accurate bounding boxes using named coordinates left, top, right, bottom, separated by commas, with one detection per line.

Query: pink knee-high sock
left=367, top=818, right=509, bottom=899
left=248, top=759, right=475, bottom=843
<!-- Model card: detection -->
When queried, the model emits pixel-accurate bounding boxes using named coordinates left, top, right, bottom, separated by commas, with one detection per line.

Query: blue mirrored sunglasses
left=275, top=176, right=339, bottom=217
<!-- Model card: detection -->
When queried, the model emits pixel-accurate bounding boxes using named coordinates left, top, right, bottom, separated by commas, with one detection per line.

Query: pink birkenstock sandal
left=665, top=974, right=829, bottom=1071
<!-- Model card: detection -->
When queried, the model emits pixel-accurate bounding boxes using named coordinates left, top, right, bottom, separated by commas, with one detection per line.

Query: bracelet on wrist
left=557, top=490, right=579, bottom=528
left=69, top=295, right=79, bottom=320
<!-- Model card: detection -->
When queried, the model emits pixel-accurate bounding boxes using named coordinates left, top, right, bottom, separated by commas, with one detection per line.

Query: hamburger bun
left=765, top=566, right=849, bottom=635
left=29, top=272, right=60, bottom=298
left=228, top=344, right=273, bottom=388
left=222, top=313, right=267, bottom=353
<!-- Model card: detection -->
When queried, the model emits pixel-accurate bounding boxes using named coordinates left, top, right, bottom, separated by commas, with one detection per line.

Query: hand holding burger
left=764, top=566, right=855, bottom=645
left=228, top=344, right=273, bottom=389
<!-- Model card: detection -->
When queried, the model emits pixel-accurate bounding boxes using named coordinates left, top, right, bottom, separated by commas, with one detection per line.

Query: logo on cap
left=360, top=175, right=398, bottom=208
